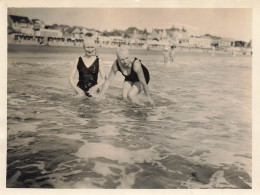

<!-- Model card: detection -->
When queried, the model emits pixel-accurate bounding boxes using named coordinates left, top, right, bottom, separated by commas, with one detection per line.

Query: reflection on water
left=7, top=51, right=251, bottom=188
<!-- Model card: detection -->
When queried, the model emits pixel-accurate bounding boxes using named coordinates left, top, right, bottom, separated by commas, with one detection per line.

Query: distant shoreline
left=7, top=44, right=163, bottom=55
left=7, top=44, right=251, bottom=57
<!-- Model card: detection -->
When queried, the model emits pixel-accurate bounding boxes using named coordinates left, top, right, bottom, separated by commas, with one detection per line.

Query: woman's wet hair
left=83, top=38, right=95, bottom=47
left=116, top=45, right=129, bottom=58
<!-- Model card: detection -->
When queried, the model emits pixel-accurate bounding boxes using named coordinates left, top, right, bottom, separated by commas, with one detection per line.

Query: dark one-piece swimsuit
left=77, top=56, right=99, bottom=97
left=116, top=57, right=150, bottom=84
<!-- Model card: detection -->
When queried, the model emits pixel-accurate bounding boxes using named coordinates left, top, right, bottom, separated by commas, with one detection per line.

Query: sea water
left=7, top=48, right=251, bottom=188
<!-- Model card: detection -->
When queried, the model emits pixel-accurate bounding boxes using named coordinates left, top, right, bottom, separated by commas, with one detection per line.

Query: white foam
left=117, top=172, right=137, bottom=189
left=93, top=125, right=120, bottom=136
left=76, top=142, right=160, bottom=164
left=56, top=133, right=82, bottom=140
left=92, top=161, right=115, bottom=176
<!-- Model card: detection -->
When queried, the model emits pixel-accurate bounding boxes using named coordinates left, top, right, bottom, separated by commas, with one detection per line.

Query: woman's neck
left=84, top=54, right=95, bottom=59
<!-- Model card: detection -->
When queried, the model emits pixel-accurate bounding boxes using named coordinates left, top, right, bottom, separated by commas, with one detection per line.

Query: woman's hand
left=75, top=88, right=85, bottom=97
left=88, top=82, right=104, bottom=98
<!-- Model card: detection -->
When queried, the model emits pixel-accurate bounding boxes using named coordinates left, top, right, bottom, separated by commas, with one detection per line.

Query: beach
left=7, top=45, right=252, bottom=189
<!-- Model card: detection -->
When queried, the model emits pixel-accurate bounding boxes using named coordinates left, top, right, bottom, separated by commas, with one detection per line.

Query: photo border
left=1, top=0, right=259, bottom=194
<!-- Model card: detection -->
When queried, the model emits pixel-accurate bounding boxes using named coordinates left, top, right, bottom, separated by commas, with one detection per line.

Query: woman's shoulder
left=73, top=57, right=80, bottom=64
left=133, top=57, right=141, bottom=65
left=133, top=58, right=142, bottom=71
left=75, top=56, right=82, bottom=62
left=95, top=56, right=100, bottom=62
left=97, top=56, right=104, bottom=66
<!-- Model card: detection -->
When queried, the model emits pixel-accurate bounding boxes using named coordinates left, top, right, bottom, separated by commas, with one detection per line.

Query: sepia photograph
left=1, top=0, right=259, bottom=193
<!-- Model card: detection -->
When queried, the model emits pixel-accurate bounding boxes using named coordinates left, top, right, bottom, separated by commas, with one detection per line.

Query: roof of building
left=9, top=15, right=31, bottom=23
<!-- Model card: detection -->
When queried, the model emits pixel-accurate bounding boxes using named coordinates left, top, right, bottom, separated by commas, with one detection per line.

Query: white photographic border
left=1, top=0, right=259, bottom=194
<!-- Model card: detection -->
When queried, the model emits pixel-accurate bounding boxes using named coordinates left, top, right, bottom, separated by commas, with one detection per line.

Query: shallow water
left=7, top=49, right=252, bottom=188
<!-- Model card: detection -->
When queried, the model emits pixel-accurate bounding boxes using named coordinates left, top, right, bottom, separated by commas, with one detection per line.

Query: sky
left=8, top=8, right=252, bottom=41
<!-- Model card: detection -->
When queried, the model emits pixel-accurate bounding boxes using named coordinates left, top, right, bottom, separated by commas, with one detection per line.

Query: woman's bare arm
left=134, top=61, right=155, bottom=105
left=69, top=59, right=84, bottom=95
left=98, top=59, right=107, bottom=82
left=99, top=61, right=118, bottom=98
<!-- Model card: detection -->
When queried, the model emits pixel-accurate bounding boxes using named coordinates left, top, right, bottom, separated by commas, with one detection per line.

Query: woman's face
left=84, top=45, right=95, bottom=56
left=83, top=39, right=96, bottom=56
left=118, top=51, right=131, bottom=67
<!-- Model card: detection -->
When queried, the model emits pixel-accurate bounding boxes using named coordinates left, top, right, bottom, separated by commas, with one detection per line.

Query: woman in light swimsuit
left=163, top=46, right=170, bottom=64
left=99, top=45, right=154, bottom=105
left=69, top=38, right=106, bottom=97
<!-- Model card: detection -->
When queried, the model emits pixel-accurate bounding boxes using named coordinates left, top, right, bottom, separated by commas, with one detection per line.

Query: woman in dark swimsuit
left=99, top=45, right=154, bottom=105
left=69, top=38, right=106, bottom=97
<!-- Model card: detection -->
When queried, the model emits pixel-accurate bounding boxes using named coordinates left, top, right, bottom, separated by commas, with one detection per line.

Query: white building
left=38, top=29, right=63, bottom=37
left=189, top=36, right=212, bottom=48
left=218, top=37, right=234, bottom=47
left=97, top=36, right=111, bottom=45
